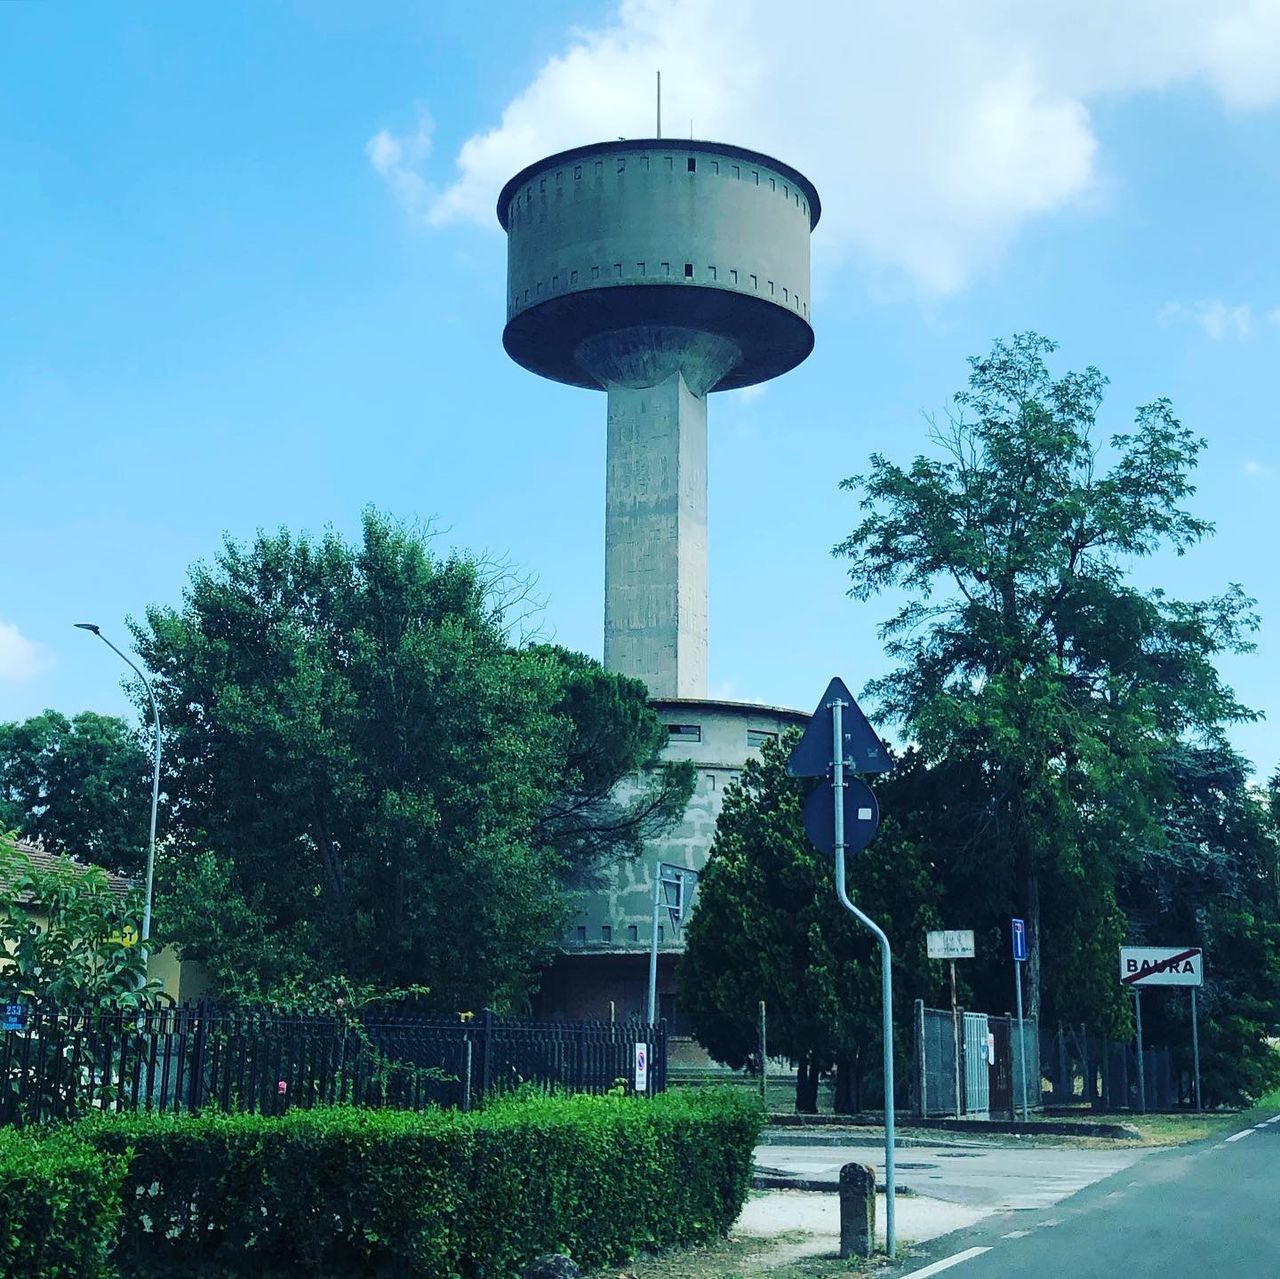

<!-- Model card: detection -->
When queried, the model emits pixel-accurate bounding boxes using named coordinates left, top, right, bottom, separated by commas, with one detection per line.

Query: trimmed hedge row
left=1, top=1088, right=761, bottom=1278
left=0, top=1128, right=127, bottom=1279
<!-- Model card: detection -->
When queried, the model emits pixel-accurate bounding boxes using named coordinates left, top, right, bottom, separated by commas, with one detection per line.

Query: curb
left=762, top=1129, right=985, bottom=1149
left=765, top=1115, right=1139, bottom=1140
left=752, top=1174, right=915, bottom=1196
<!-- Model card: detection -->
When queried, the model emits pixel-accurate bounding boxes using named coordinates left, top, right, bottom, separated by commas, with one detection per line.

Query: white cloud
left=368, top=0, right=1280, bottom=293
left=1244, top=459, right=1274, bottom=476
left=0, top=621, right=53, bottom=683
left=365, top=112, right=434, bottom=216
left=1158, top=299, right=1256, bottom=340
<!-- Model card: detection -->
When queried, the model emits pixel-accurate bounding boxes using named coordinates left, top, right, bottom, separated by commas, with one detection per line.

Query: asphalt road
left=889, top=1111, right=1280, bottom=1279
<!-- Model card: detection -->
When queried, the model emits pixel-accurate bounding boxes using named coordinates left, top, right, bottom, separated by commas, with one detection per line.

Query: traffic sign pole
left=1013, top=953, right=1029, bottom=1121
left=1191, top=986, right=1202, bottom=1113
left=831, top=696, right=896, bottom=1258
left=647, top=868, right=661, bottom=1028
left=1010, top=919, right=1029, bottom=1121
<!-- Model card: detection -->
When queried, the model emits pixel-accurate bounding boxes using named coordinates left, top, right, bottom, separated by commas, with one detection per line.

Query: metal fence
left=0, top=1003, right=667, bottom=1127
left=913, top=1002, right=1041, bottom=1119
left=1040, top=1024, right=1180, bottom=1111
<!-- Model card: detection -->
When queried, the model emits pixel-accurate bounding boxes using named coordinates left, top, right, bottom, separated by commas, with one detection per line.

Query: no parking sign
left=634, top=1042, right=648, bottom=1092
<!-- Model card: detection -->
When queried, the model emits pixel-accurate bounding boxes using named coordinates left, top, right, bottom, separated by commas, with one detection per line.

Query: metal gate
left=963, top=1012, right=990, bottom=1116
left=989, top=1015, right=1013, bottom=1117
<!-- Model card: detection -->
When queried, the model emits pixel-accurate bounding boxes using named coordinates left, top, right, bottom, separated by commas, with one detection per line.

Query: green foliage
left=77, top=1089, right=759, bottom=1277
left=135, top=511, right=691, bottom=1009
left=834, top=333, right=1259, bottom=1039
left=0, top=1128, right=127, bottom=1279
left=0, top=711, right=151, bottom=876
left=679, top=734, right=942, bottom=1110
left=1120, top=746, right=1280, bottom=1104
left=0, top=834, right=156, bottom=1006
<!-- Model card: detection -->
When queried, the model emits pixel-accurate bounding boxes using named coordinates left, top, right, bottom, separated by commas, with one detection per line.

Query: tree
left=0, top=834, right=154, bottom=1006
left=679, top=733, right=941, bottom=1111
left=0, top=711, right=151, bottom=875
left=1118, top=746, right=1280, bottom=1105
left=134, top=511, right=692, bottom=1010
left=835, top=333, right=1257, bottom=1033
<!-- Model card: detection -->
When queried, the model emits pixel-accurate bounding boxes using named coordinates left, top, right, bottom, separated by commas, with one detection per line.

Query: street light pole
left=75, top=623, right=161, bottom=955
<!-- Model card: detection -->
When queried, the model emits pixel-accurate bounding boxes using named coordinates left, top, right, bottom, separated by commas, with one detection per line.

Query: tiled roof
left=0, top=839, right=135, bottom=899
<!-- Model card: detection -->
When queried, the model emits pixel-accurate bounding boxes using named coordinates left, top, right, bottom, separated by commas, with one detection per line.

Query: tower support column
left=604, top=371, right=707, bottom=698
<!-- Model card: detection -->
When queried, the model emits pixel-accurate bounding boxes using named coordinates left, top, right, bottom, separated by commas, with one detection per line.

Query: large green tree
left=835, top=333, right=1257, bottom=1033
left=0, top=710, right=151, bottom=875
left=1119, top=746, right=1280, bottom=1105
left=679, top=733, right=942, bottom=1112
left=134, top=511, right=692, bottom=1009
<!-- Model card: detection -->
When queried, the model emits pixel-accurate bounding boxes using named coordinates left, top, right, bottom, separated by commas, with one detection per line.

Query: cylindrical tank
left=497, top=139, right=820, bottom=393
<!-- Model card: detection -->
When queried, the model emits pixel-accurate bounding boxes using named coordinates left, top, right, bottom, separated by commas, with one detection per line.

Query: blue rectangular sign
left=2, top=1004, right=26, bottom=1033
left=1011, top=918, right=1028, bottom=963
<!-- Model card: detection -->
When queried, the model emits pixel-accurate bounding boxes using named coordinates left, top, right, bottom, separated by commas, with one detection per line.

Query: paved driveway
left=756, top=1136, right=1151, bottom=1211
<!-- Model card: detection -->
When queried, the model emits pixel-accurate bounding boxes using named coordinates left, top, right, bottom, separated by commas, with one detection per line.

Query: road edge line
left=897, top=1246, right=993, bottom=1279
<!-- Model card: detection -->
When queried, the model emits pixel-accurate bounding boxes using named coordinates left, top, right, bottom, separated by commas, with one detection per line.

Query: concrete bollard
left=839, top=1161, right=877, bottom=1259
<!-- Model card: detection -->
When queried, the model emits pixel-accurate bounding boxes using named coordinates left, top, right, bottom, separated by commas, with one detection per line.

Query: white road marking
left=1266, top=1114, right=1280, bottom=1124
left=897, top=1248, right=993, bottom=1279
left=1002, top=1230, right=1030, bottom=1239
left=1225, top=1128, right=1255, bottom=1142
left=1105, top=1191, right=1126, bottom=1199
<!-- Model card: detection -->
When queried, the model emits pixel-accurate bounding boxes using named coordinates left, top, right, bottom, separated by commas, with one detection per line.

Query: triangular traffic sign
left=787, top=676, right=893, bottom=777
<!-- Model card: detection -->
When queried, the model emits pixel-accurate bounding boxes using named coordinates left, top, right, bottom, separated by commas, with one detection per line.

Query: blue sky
left=2, top=1, right=1278, bottom=777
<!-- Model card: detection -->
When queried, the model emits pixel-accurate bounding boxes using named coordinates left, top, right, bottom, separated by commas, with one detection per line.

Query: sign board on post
left=1120, top=947, right=1203, bottom=987
left=634, top=1041, right=648, bottom=1093
left=802, top=777, right=880, bottom=856
left=927, top=930, right=975, bottom=960
left=787, top=677, right=893, bottom=777
left=787, top=676, right=897, bottom=1260
left=1011, top=918, right=1028, bottom=963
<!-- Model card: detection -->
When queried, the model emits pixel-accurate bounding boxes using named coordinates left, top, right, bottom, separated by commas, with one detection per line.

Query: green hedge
left=77, top=1087, right=761, bottom=1278
left=0, top=1128, right=127, bottom=1279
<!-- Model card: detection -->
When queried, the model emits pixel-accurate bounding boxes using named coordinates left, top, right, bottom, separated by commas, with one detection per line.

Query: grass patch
left=595, top=1232, right=878, bottom=1279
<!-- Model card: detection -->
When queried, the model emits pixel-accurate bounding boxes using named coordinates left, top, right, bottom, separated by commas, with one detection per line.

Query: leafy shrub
left=0, top=1127, right=127, bottom=1279
left=84, top=1106, right=466, bottom=1278
left=79, top=1087, right=761, bottom=1277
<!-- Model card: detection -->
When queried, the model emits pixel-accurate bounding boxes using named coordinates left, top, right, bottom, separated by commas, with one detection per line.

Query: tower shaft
left=604, top=372, right=707, bottom=698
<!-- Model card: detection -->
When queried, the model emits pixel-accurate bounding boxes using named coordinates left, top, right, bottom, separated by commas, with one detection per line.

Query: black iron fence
left=0, top=1003, right=667, bottom=1127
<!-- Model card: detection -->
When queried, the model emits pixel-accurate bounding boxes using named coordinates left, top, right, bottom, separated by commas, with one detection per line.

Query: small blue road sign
left=1011, top=918, right=1028, bottom=963
left=787, top=677, right=893, bottom=777
left=2, top=1004, right=26, bottom=1033
left=801, top=777, right=880, bottom=856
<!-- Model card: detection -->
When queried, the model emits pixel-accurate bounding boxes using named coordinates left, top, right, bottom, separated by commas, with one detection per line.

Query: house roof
left=0, top=839, right=134, bottom=899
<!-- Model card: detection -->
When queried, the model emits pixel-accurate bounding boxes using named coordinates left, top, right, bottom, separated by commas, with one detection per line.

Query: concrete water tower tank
left=497, top=138, right=820, bottom=698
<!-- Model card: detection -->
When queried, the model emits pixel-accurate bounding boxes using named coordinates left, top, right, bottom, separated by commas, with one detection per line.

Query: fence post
left=189, top=1000, right=208, bottom=1113
left=913, top=999, right=926, bottom=1118
left=462, top=1036, right=473, bottom=1112
left=480, top=1008, right=494, bottom=1102
left=1006, top=1014, right=1016, bottom=1122
left=758, top=1001, right=768, bottom=1111
left=657, top=1019, right=668, bottom=1095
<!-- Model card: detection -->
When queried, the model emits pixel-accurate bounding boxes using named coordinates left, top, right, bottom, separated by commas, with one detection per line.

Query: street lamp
left=74, top=623, right=161, bottom=956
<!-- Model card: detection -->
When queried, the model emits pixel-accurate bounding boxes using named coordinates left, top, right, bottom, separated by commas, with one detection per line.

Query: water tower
left=498, top=138, right=819, bottom=697
left=498, top=138, right=818, bottom=1026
